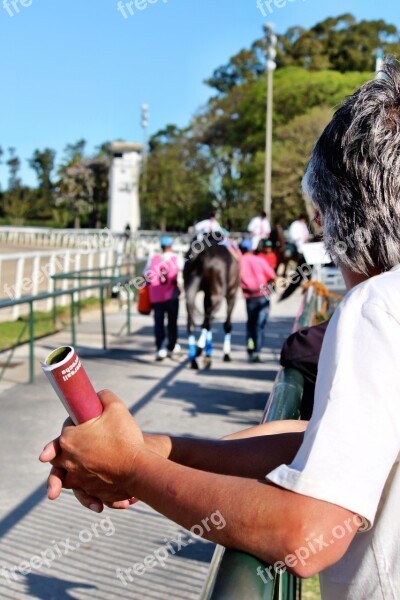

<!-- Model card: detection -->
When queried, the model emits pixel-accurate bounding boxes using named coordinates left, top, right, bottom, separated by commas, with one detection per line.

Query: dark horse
left=183, top=232, right=240, bottom=369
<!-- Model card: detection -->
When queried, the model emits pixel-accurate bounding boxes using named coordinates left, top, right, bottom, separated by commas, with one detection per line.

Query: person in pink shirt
left=239, top=239, right=276, bottom=362
left=144, top=236, right=184, bottom=361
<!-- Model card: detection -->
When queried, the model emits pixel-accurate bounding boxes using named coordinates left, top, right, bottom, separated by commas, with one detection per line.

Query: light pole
left=375, top=48, right=384, bottom=79
left=263, top=23, right=277, bottom=219
left=140, top=103, right=149, bottom=194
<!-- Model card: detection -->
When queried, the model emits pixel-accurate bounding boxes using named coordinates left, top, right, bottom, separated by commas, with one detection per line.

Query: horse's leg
left=185, top=275, right=201, bottom=369
left=196, top=327, right=208, bottom=356
left=202, top=286, right=223, bottom=369
left=223, top=262, right=239, bottom=362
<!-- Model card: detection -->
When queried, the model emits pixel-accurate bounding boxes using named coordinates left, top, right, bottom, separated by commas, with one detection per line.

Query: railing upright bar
left=100, top=286, right=107, bottom=350
left=29, top=302, right=35, bottom=384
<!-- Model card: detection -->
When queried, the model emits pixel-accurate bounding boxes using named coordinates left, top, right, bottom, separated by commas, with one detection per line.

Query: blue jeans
left=152, top=299, right=179, bottom=351
left=245, top=296, right=270, bottom=353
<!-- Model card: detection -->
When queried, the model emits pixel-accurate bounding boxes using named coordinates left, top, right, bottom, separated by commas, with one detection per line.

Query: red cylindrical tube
left=42, top=346, right=103, bottom=425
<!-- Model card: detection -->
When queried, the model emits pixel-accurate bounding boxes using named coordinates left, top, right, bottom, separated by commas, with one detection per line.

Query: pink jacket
left=240, top=253, right=275, bottom=298
left=146, top=254, right=180, bottom=304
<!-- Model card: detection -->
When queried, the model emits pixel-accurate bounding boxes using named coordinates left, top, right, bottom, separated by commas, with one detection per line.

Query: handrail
left=201, top=368, right=304, bottom=600
left=0, top=273, right=135, bottom=384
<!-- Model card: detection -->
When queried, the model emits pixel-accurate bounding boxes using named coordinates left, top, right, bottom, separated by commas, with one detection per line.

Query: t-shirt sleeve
left=268, top=299, right=400, bottom=527
left=261, top=260, right=276, bottom=282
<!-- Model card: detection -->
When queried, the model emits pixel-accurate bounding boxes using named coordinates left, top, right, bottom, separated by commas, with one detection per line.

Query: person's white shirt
left=267, top=265, right=400, bottom=599
left=248, top=215, right=271, bottom=250
left=288, top=219, right=309, bottom=254
left=194, top=218, right=222, bottom=235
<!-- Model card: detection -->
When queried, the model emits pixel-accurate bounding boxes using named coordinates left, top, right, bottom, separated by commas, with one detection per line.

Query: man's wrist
left=143, top=433, right=172, bottom=459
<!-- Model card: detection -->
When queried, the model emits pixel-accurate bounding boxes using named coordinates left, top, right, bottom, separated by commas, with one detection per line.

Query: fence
left=0, top=265, right=139, bottom=384
left=200, top=278, right=323, bottom=600
left=0, top=247, right=119, bottom=320
left=0, top=226, right=248, bottom=260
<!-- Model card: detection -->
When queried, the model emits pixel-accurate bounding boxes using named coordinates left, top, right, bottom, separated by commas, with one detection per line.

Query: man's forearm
left=129, top=447, right=355, bottom=575
left=157, top=433, right=305, bottom=479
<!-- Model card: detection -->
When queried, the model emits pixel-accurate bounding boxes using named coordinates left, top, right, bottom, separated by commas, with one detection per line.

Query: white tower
left=107, top=141, right=142, bottom=232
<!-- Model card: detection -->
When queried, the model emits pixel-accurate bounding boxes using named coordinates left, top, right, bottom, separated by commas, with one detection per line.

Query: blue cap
left=240, top=239, right=253, bottom=252
left=160, top=235, right=173, bottom=248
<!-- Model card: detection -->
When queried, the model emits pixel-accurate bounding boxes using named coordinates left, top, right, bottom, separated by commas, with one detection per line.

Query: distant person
left=288, top=213, right=309, bottom=258
left=144, top=236, right=184, bottom=361
left=194, top=213, right=222, bottom=237
left=248, top=210, right=271, bottom=250
left=239, top=239, right=276, bottom=362
left=124, top=223, right=131, bottom=240
left=279, top=214, right=311, bottom=302
left=259, top=239, right=278, bottom=271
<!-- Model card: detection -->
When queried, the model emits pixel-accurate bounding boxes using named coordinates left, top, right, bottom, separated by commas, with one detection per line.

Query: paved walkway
left=0, top=292, right=301, bottom=600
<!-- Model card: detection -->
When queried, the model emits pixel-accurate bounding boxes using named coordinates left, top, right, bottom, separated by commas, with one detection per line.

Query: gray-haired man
left=41, top=60, right=400, bottom=599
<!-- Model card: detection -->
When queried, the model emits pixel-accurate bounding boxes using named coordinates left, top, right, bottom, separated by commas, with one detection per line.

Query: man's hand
left=39, top=390, right=145, bottom=508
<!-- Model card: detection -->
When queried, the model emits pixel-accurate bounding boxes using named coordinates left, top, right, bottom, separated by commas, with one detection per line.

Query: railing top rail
left=51, top=262, right=140, bottom=280
left=0, top=275, right=132, bottom=310
left=0, top=248, right=115, bottom=261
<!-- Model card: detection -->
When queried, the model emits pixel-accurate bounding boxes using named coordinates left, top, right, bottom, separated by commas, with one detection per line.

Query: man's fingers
left=105, top=499, right=135, bottom=510
left=47, top=466, right=65, bottom=500
left=39, top=438, right=60, bottom=463
left=73, top=489, right=104, bottom=513
left=97, top=389, right=125, bottom=410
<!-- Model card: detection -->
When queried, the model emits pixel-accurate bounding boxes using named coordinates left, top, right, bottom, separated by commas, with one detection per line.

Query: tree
left=28, top=148, right=56, bottom=219
left=142, top=125, right=214, bottom=231
left=57, top=161, right=95, bottom=229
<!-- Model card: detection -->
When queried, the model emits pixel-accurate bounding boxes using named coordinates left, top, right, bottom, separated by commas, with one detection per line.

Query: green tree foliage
left=142, top=14, right=385, bottom=229
left=56, top=140, right=110, bottom=228
left=278, top=14, right=400, bottom=72
left=142, top=125, right=214, bottom=231
left=28, top=148, right=56, bottom=219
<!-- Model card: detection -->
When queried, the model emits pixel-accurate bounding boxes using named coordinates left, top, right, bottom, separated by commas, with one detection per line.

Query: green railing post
left=127, top=284, right=131, bottom=335
left=70, top=292, right=76, bottom=347
left=100, top=286, right=107, bottom=350
left=77, top=274, right=82, bottom=323
left=29, top=301, right=35, bottom=384
left=52, top=277, right=57, bottom=329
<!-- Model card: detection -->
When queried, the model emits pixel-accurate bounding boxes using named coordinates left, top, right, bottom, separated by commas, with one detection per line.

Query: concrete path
left=0, top=291, right=301, bottom=600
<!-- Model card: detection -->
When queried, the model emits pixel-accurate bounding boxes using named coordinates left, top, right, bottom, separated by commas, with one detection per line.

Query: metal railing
left=200, top=368, right=304, bottom=600
left=0, top=263, right=143, bottom=384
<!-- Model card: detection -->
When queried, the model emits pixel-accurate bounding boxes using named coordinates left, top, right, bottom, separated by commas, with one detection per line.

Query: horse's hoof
left=196, top=346, right=203, bottom=357
left=204, top=357, right=212, bottom=369
left=191, top=359, right=199, bottom=370
left=223, top=354, right=231, bottom=362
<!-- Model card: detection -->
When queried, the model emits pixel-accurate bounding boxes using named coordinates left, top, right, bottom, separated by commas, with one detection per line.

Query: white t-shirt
left=267, top=265, right=400, bottom=599
left=194, top=218, right=221, bottom=234
left=288, top=220, right=309, bottom=253
left=248, top=216, right=271, bottom=249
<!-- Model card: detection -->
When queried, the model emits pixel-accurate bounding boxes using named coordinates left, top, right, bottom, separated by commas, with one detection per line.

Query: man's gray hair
left=303, top=59, right=400, bottom=274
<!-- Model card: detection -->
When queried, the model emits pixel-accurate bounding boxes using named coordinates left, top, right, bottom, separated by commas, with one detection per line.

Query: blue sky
left=0, top=0, right=399, bottom=187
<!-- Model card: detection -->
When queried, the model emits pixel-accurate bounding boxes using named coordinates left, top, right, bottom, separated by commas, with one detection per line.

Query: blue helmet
left=239, top=239, right=253, bottom=252
left=160, top=235, right=173, bottom=248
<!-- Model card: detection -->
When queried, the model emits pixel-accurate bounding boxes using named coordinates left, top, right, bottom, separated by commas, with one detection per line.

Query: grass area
left=0, top=297, right=104, bottom=352
left=302, top=575, right=321, bottom=599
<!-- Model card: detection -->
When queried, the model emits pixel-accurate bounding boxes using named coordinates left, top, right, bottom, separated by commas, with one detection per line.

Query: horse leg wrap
left=223, top=333, right=231, bottom=356
left=205, top=331, right=213, bottom=357
left=197, top=328, right=207, bottom=350
left=188, top=335, right=197, bottom=360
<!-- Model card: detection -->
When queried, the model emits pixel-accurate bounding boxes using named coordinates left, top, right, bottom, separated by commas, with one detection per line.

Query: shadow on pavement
left=24, top=572, right=96, bottom=599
